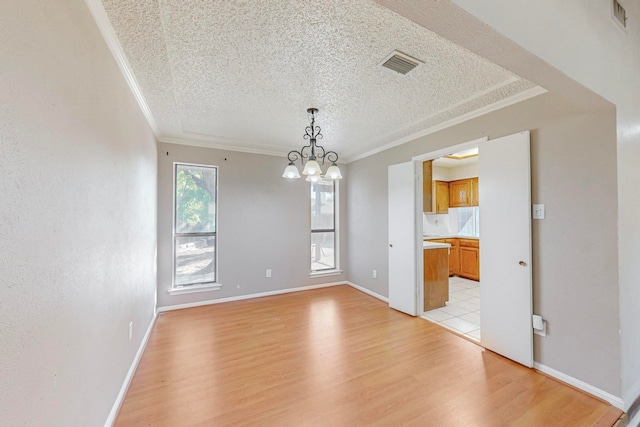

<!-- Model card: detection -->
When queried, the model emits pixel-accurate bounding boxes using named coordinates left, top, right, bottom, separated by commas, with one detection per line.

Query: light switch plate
left=533, top=204, right=545, bottom=220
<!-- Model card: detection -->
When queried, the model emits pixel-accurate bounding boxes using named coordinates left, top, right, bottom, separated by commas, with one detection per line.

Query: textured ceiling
left=99, top=0, right=543, bottom=162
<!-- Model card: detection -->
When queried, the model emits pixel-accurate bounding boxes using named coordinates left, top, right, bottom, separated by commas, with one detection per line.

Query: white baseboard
left=157, top=281, right=346, bottom=312
left=105, top=313, right=157, bottom=427
left=533, top=362, right=624, bottom=409
left=625, top=379, right=640, bottom=412
left=346, top=281, right=389, bottom=303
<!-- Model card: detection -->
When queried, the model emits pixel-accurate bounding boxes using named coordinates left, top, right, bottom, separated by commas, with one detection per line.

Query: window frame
left=310, top=178, right=341, bottom=275
left=170, top=162, right=220, bottom=294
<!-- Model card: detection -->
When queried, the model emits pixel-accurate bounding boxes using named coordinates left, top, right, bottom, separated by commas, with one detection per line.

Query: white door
left=388, top=161, right=420, bottom=316
left=479, top=131, right=533, bottom=367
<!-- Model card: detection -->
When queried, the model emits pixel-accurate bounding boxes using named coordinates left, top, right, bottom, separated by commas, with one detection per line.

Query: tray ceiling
left=97, top=0, right=544, bottom=161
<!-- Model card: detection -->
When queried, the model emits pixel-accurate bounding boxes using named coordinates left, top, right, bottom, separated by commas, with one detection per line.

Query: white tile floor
left=421, top=277, right=481, bottom=342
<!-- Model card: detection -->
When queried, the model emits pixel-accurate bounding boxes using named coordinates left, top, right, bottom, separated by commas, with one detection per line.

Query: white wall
left=156, top=143, right=348, bottom=309
left=0, top=0, right=157, bottom=425
left=444, top=1, right=640, bottom=414
left=347, top=92, right=621, bottom=398
left=433, top=163, right=478, bottom=181
left=374, top=0, right=639, bottom=413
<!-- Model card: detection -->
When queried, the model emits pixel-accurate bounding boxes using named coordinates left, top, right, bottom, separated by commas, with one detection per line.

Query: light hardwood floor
left=116, top=285, right=622, bottom=426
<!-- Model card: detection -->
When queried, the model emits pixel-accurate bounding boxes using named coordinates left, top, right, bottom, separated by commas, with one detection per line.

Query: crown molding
left=158, top=136, right=288, bottom=158
left=84, top=0, right=161, bottom=137
left=344, top=85, right=547, bottom=163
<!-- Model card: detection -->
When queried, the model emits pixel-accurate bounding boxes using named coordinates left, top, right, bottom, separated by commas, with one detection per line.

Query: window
left=310, top=179, right=337, bottom=272
left=173, top=163, right=217, bottom=288
left=456, top=206, right=480, bottom=237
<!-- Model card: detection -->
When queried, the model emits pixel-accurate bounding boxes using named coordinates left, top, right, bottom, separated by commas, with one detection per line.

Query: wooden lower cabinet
left=446, top=239, right=459, bottom=276
left=459, top=247, right=479, bottom=280
left=423, top=247, right=449, bottom=310
left=424, top=238, right=479, bottom=281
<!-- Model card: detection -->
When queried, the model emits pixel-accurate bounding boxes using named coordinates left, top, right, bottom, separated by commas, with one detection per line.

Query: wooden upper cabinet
left=449, top=177, right=479, bottom=207
left=434, top=181, right=449, bottom=214
left=424, top=161, right=449, bottom=214
left=449, top=179, right=471, bottom=207
left=423, top=161, right=433, bottom=213
left=470, top=177, right=479, bottom=206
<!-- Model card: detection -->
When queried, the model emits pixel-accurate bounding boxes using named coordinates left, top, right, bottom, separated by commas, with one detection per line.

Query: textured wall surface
left=156, top=143, right=348, bottom=309
left=347, top=92, right=621, bottom=397
left=0, top=0, right=157, bottom=425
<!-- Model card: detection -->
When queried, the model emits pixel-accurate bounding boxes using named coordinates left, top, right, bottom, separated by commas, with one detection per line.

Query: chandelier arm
left=287, top=150, right=304, bottom=163
left=324, top=151, right=339, bottom=164
left=315, top=144, right=327, bottom=164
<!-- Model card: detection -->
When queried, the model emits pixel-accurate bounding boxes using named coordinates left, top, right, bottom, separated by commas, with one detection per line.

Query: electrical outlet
left=128, top=322, right=133, bottom=341
left=266, top=269, right=272, bottom=278
left=373, top=269, right=377, bottom=279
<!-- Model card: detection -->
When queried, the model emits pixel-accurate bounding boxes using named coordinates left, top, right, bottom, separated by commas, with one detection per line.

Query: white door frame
left=410, top=137, right=487, bottom=315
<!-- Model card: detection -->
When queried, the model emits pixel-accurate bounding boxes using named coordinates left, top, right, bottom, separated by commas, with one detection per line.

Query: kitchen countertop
left=423, top=235, right=479, bottom=240
left=423, top=241, right=451, bottom=249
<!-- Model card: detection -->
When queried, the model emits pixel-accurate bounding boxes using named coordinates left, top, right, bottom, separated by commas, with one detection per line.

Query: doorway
left=420, top=145, right=482, bottom=342
left=388, top=131, right=534, bottom=368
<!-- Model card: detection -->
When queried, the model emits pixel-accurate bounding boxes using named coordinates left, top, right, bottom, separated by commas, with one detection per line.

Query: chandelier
left=282, top=108, right=342, bottom=181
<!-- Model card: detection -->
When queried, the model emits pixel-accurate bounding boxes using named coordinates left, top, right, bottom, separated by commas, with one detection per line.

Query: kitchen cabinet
left=449, top=179, right=471, bottom=207
left=423, top=247, right=449, bottom=310
left=423, top=161, right=433, bottom=213
left=458, top=239, right=480, bottom=281
left=470, top=177, right=479, bottom=206
left=423, top=160, right=449, bottom=214
left=449, top=178, right=479, bottom=207
left=424, top=237, right=479, bottom=281
left=446, top=239, right=459, bottom=276
left=433, top=181, right=449, bottom=213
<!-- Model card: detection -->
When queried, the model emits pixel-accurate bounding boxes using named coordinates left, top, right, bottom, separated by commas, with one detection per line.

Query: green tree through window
left=174, top=164, right=217, bottom=286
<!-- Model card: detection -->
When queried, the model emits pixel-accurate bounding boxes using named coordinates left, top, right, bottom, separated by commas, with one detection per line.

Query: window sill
left=168, top=283, right=222, bottom=296
left=310, top=269, right=343, bottom=278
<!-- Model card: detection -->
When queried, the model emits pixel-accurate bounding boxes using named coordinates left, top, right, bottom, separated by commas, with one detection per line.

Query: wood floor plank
left=115, top=285, right=619, bottom=426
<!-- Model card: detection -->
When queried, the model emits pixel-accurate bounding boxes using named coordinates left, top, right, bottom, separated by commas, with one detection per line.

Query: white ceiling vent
left=612, top=0, right=627, bottom=29
left=379, top=51, right=424, bottom=76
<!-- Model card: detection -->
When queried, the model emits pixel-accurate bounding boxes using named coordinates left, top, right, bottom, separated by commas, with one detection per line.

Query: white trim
left=310, top=269, right=343, bottom=278
left=411, top=136, right=488, bottom=162
left=625, top=379, right=640, bottom=412
left=346, top=86, right=546, bottom=163
left=159, top=136, right=288, bottom=158
left=346, top=281, right=389, bottom=303
left=172, top=162, right=218, bottom=291
left=168, top=283, right=222, bottom=296
left=105, top=313, right=157, bottom=427
left=628, top=410, right=640, bottom=427
left=157, top=282, right=346, bottom=312
left=533, top=362, right=624, bottom=409
left=83, top=0, right=160, bottom=137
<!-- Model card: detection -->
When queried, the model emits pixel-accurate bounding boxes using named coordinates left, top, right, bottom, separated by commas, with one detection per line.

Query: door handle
left=389, top=244, right=393, bottom=248
left=519, top=261, right=527, bottom=266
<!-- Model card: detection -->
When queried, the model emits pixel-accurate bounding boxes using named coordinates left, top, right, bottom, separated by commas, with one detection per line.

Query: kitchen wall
left=433, top=163, right=478, bottom=181
left=156, top=143, right=348, bottom=309
left=346, top=92, right=621, bottom=398
left=423, top=214, right=450, bottom=235
left=0, top=0, right=158, bottom=425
